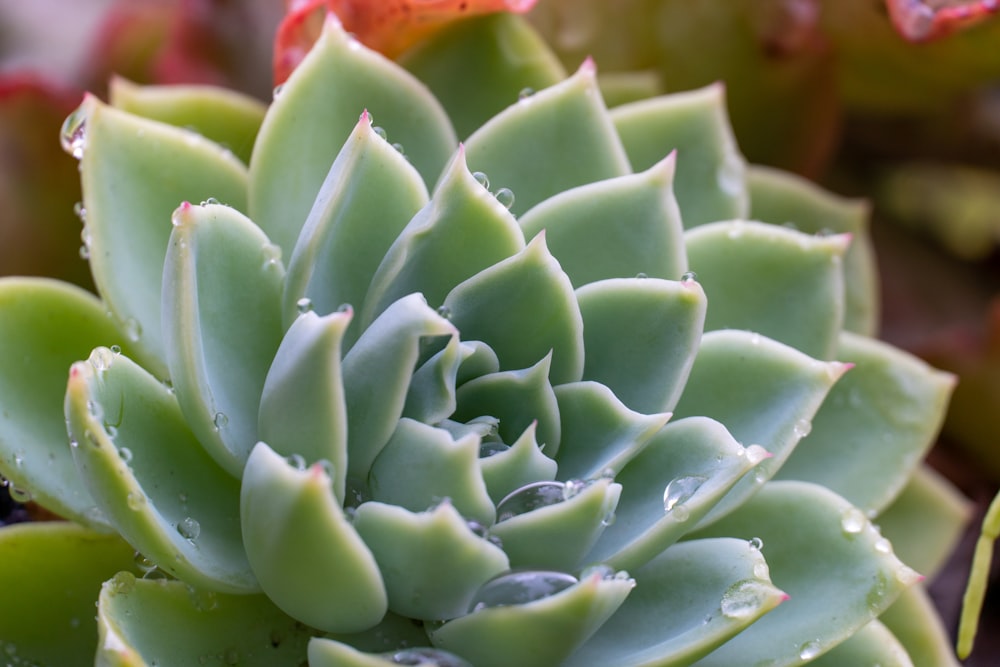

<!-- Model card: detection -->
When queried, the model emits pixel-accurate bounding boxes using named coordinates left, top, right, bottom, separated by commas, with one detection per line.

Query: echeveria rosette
left=0, top=13, right=965, bottom=667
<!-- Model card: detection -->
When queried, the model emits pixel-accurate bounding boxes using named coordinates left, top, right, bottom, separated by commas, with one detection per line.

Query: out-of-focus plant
left=0, top=9, right=970, bottom=666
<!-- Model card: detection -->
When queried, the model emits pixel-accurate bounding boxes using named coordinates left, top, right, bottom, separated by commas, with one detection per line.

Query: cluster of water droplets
left=382, top=648, right=472, bottom=666
left=469, top=170, right=515, bottom=210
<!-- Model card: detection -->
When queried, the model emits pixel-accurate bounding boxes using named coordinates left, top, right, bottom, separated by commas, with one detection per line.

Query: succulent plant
left=0, top=11, right=970, bottom=667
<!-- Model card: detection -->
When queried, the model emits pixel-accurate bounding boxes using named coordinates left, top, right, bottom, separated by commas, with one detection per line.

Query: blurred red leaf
left=886, top=0, right=999, bottom=42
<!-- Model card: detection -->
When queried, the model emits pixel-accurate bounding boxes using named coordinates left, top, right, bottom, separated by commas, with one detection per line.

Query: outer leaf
left=240, top=443, right=387, bottom=633
left=881, top=586, right=961, bottom=667
left=776, top=332, right=956, bottom=515
left=95, top=578, right=312, bottom=667
left=109, top=76, right=266, bottom=165
left=673, top=330, right=847, bottom=523
left=453, top=354, right=561, bottom=455
left=564, top=538, right=787, bottom=667
left=807, top=619, right=913, bottom=667
left=0, top=522, right=137, bottom=666
left=163, top=202, right=285, bottom=477
left=689, top=481, right=922, bottom=667
left=249, top=15, right=456, bottom=259
left=683, top=221, right=849, bottom=360
left=748, top=164, right=878, bottom=336
left=464, top=58, right=632, bottom=217
left=576, top=277, right=706, bottom=414
left=400, top=13, right=567, bottom=139
left=875, top=464, right=972, bottom=579
left=429, top=572, right=634, bottom=667
left=352, top=501, right=510, bottom=620
left=81, top=96, right=248, bottom=377
left=553, top=382, right=672, bottom=482
left=611, top=84, right=748, bottom=228
left=518, top=154, right=687, bottom=288
left=443, top=234, right=584, bottom=387
left=368, top=419, right=495, bottom=526
left=490, top=477, right=621, bottom=570
left=65, top=352, right=255, bottom=593
left=586, top=417, right=760, bottom=572
left=282, top=111, right=428, bottom=334
left=361, top=146, right=525, bottom=328
left=342, top=295, right=456, bottom=485
left=0, top=278, right=125, bottom=530
left=258, top=310, right=352, bottom=503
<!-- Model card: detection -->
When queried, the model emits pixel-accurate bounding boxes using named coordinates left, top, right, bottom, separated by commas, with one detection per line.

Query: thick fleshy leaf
left=748, top=164, right=878, bottom=336
left=0, top=278, right=126, bottom=530
left=240, top=443, right=386, bottom=633
left=258, top=310, right=352, bottom=503
left=453, top=354, right=561, bottom=455
left=490, top=478, right=621, bottom=570
left=342, top=295, right=456, bottom=484
left=400, top=13, right=566, bottom=139
left=684, top=221, right=848, bottom=360
left=776, top=332, right=956, bottom=515
left=875, top=464, right=972, bottom=579
left=361, top=147, right=525, bottom=328
left=673, top=330, right=847, bottom=523
left=250, top=15, right=456, bottom=258
left=564, top=538, right=786, bottom=667
left=369, top=419, right=495, bottom=526
left=108, top=76, right=266, bottom=165
left=404, top=337, right=473, bottom=424
left=65, top=352, right=255, bottom=593
left=807, top=619, right=913, bottom=666
left=881, top=586, right=962, bottom=667
left=611, top=84, right=748, bottom=228
left=553, top=382, right=671, bottom=482
left=309, top=639, right=472, bottom=667
left=428, top=571, right=634, bottom=667
left=95, top=577, right=312, bottom=667
left=587, top=417, right=761, bottom=572
left=689, top=481, right=922, bottom=667
left=352, top=500, right=509, bottom=620
left=79, top=95, right=248, bottom=377
left=576, top=277, right=706, bottom=414
left=163, top=202, right=285, bottom=477
left=463, top=59, right=632, bottom=217
left=518, top=154, right=687, bottom=287
left=0, top=522, right=137, bottom=666
left=478, top=421, right=558, bottom=503
left=443, top=234, right=583, bottom=387
left=283, top=111, right=428, bottom=334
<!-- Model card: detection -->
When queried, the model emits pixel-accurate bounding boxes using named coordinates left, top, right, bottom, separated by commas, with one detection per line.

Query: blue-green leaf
left=478, top=422, right=559, bottom=503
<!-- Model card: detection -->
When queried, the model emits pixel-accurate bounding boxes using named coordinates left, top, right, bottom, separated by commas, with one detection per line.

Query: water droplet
left=88, top=346, right=114, bottom=372
left=79, top=245, right=91, bottom=259
left=753, top=560, right=771, bottom=580
left=716, top=154, right=744, bottom=197
left=200, top=197, right=220, bottom=206
left=469, top=570, right=577, bottom=612
left=105, top=424, right=118, bottom=439
left=720, top=579, right=770, bottom=619
left=60, top=103, right=88, bottom=159
left=177, top=517, right=201, bottom=541
left=272, top=83, right=285, bottom=99
left=472, top=171, right=490, bottom=189
left=386, top=648, right=472, bottom=666
left=841, top=507, right=866, bottom=534
left=134, top=551, right=157, bottom=573
left=261, top=244, right=282, bottom=272
left=792, top=419, right=812, bottom=439
left=663, top=475, right=706, bottom=513
left=496, top=481, right=566, bottom=522
left=562, top=478, right=591, bottom=500
left=213, top=412, right=229, bottom=431
left=372, top=126, right=388, bottom=140
left=744, top=444, right=769, bottom=466
left=874, top=537, right=892, bottom=554
left=108, top=571, right=136, bottom=595
left=601, top=509, right=616, bottom=526
left=436, top=305, right=451, bottom=319
left=478, top=440, right=509, bottom=458
left=635, top=272, right=648, bottom=279
left=748, top=537, right=764, bottom=551
left=518, top=87, right=535, bottom=101
left=317, top=458, right=335, bottom=480
left=681, top=271, right=698, bottom=283
left=126, top=492, right=146, bottom=510
left=110, top=344, right=122, bottom=355
left=118, top=447, right=133, bottom=463
left=293, top=297, right=314, bottom=315
left=392, top=142, right=405, bottom=154
left=123, top=318, right=142, bottom=343
left=798, top=640, right=822, bottom=660
left=494, top=188, right=515, bottom=209
left=9, top=485, right=31, bottom=503
left=73, top=201, right=87, bottom=222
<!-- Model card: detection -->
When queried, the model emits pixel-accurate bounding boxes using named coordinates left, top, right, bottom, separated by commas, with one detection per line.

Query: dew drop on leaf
left=478, top=440, right=508, bottom=458
left=494, top=187, right=515, bottom=209
left=798, top=640, right=822, bottom=661
left=177, top=517, right=201, bottom=541
left=662, top=475, right=706, bottom=513
left=495, top=481, right=566, bottom=522
left=126, top=492, right=146, bottom=511
left=720, top=579, right=769, bottom=619
left=73, top=201, right=87, bottom=222
left=468, top=570, right=578, bottom=612
left=60, top=103, right=88, bottom=160
left=285, top=453, right=306, bottom=470
left=373, top=126, right=388, bottom=141
left=792, top=419, right=812, bottom=438
left=123, top=318, right=142, bottom=343
left=748, top=537, right=764, bottom=551
left=681, top=271, right=698, bottom=283
left=840, top=507, right=866, bottom=535
left=518, top=87, right=535, bottom=101
left=118, top=447, right=133, bottom=463
left=386, top=647, right=472, bottom=666
left=213, top=412, right=229, bottom=431
left=88, top=347, right=115, bottom=372
left=472, top=171, right=490, bottom=189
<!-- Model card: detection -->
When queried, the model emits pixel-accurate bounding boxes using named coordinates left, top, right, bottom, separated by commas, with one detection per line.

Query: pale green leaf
left=249, top=15, right=456, bottom=258
left=241, top=442, right=386, bottom=633
left=478, top=422, right=559, bottom=503
left=162, top=202, right=284, bottom=477
left=309, top=639, right=472, bottom=667
left=807, top=619, right=913, bottom=667
left=881, top=586, right=961, bottom=667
